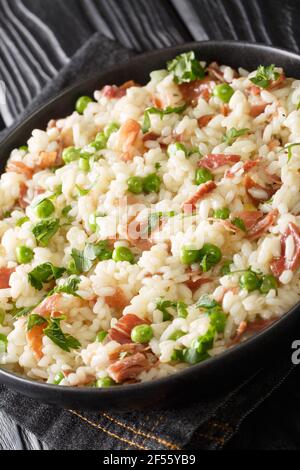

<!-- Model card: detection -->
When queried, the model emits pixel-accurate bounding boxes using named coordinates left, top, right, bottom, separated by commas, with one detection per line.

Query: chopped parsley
left=285, top=142, right=300, bottom=162
left=28, top=263, right=66, bottom=290
left=231, top=217, right=246, bottom=232
left=141, top=211, right=176, bottom=237
left=70, top=241, right=113, bottom=274
left=26, top=313, right=81, bottom=352
left=27, top=314, right=47, bottom=331
left=250, top=64, right=279, bottom=89
left=223, top=128, right=250, bottom=145
left=142, top=105, right=187, bottom=133
left=44, top=317, right=81, bottom=352
left=52, top=276, right=81, bottom=297
left=32, top=219, right=60, bottom=247
left=167, top=51, right=205, bottom=84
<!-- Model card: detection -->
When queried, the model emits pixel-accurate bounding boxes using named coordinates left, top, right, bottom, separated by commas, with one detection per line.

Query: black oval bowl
left=1, top=40, right=300, bottom=411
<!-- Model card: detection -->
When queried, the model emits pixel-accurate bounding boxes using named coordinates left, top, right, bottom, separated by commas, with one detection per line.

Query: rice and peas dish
left=0, top=51, right=300, bottom=388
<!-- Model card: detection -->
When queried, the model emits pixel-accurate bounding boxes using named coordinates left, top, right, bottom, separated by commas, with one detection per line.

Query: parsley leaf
left=223, top=128, right=250, bottom=145
left=16, top=216, right=29, bottom=227
left=44, top=317, right=81, bottom=352
left=142, top=105, right=187, bottom=133
left=27, top=314, right=47, bottom=332
left=167, top=51, right=205, bottom=84
left=0, top=334, right=8, bottom=353
left=285, top=142, right=300, bottom=162
left=75, top=185, right=90, bottom=197
left=231, top=217, right=246, bottom=232
left=156, top=299, right=177, bottom=321
left=70, top=249, right=91, bottom=274
left=12, top=305, right=37, bottom=318
left=141, top=211, right=176, bottom=237
left=52, top=276, right=81, bottom=296
left=196, top=295, right=219, bottom=310
left=70, top=241, right=113, bottom=274
left=32, top=219, right=60, bottom=247
left=250, top=64, right=279, bottom=89
left=220, top=260, right=232, bottom=276
left=177, top=301, right=188, bottom=319
left=28, top=263, right=66, bottom=291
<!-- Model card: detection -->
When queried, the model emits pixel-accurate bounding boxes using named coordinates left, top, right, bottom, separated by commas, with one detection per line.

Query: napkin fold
left=0, top=31, right=297, bottom=450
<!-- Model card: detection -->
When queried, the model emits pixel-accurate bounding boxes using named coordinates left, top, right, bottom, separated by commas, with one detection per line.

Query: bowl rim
left=1, top=39, right=300, bottom=398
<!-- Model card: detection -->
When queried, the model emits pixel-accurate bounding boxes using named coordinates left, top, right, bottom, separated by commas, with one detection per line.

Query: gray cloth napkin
left=0, top=31, right=296, bottom=450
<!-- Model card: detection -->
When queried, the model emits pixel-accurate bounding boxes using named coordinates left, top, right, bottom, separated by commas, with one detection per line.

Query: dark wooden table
left=1, top=0, right=300, bottom=450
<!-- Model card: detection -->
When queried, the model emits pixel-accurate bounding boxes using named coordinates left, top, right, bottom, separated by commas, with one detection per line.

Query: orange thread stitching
left=102, top=412, right=180, bottom=450
left=194, top=432, right=225, bottom=446
left=69, top=410, right=148, bottom=450
left=209, top=421, right=234, bottom=433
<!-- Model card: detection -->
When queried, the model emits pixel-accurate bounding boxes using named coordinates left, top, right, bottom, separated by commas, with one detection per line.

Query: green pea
left=62, top=147, right=81, bottom=164
left=0, top=333, right=8, bottom=354
left=168, top=330, right=185, bottom=341
left=16, top=216, right=29, bottom=227
left=76, top=95, right=94, bottom=114
left=53, top=372, right=64, bottom=385
left=131, top=324, right=153, bottom=344
left=209, top=309, right=227, bottom=333
left=213, top=84, right=234, bottom=103
left=92, top=132, right=108, bottom=151
left=127, top=176, right=144, bottom=194
left=79, top=157, right=90, bottom=172
left=199, top=243, right=222, bottom=272
left=91, top=141, right=105, bottom=151
left=16, top=246, right=34, bottom=264
left=35, top=198, right=55, bottom=219
left=239, top=270, right=261, bottom=292
left=19, top=145, right=28, bottom=152
left=96, top=331, right=108, bottom=343
left=195, top=167, right=214, bottom=185
left=213, top=207, right=230, bottom=220
left=260, top=275, right=277, bottom=294
left=112, top=246, right=135, bottom=264
left=95, top=377, right=115, bottom=388
left=143, top=173, right=161, bottom=194
left=104, top=122, right=120, bottom=138
left=0, top=308, right=5, bottom=326
left=180, top=247, right=201, bottom=265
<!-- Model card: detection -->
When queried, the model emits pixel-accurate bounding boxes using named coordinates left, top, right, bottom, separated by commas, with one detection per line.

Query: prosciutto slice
left=244, top=175, right=276, bottom=205
left=198, top=154, right=241, bottom=170
left=102, top=80, right=138, bottom=99
left=247, top=209, right=278, bottom=240
left=107, top=352, right=152, bottom=384
left=182, top=181, right=217, bottom=214
left=179, top=78, right=216, bottom=105
left=108, top=313, right=148, bottom=345
left=0, top=267, right=15, bottom=289
left=270, top=223, right=300, bottom=277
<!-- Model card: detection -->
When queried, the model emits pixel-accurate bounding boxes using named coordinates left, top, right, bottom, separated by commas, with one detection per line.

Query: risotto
left=0, top=52, right=300, bottom=387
